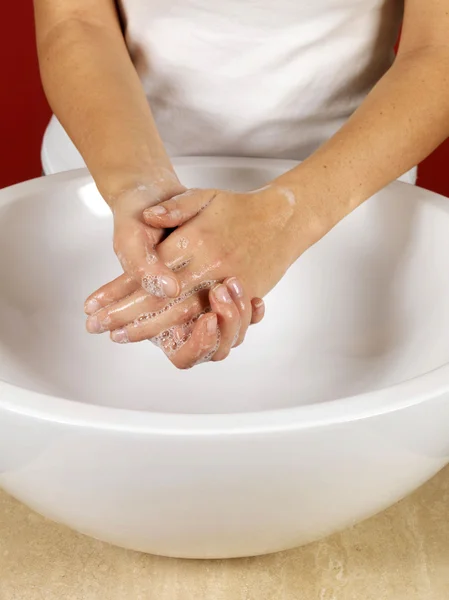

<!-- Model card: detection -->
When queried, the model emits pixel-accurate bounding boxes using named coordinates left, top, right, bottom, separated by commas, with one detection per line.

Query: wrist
left=105, top=166, right=185, bottom=217
left=262, top=181, right=333, bottom=262
left=276, top=159, right=362, bottom=223
left=270, top=164, right=356, bottom=259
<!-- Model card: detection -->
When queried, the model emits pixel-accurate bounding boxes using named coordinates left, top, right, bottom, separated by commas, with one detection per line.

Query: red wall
left=1, top=4, right=51, bottom=189
left=1, top=2, right=448, bottom=196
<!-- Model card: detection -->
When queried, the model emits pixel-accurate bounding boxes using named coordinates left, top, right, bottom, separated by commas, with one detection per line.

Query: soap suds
left=177, top=237, right=189, bottom=250
left=145, top=249, right=158, bottom=265
left=279, top=187, right=296, bottom=206
left=135, top=280, right=219, bottom=327
left=142, top=275, right=166, bottom=298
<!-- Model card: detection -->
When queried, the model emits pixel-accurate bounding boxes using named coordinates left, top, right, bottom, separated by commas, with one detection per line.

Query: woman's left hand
left=142, top=184, right=324, bottom=297
left=85, top=184, right=326, bottom=364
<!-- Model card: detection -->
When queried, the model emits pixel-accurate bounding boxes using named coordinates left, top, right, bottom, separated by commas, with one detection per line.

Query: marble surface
left=1, top=467, right=449, bottom=600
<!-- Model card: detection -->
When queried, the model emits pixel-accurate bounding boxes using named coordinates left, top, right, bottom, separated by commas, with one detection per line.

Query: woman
left=35, top=0, right=449, bottom=368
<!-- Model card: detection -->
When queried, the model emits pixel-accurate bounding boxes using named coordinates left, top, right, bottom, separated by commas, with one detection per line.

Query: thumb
left=113, top=218, right=181, bottom=299
left=143, top=189, right=217, bottom=228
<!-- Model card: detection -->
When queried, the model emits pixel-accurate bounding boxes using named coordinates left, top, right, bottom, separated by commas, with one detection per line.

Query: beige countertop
left=1, top=467, right=449, bottom=600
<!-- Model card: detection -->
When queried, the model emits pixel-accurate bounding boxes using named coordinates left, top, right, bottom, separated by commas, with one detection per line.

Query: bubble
left=135, top=279, right=219, bottom=327
left=142, top=275, right=165, bottom=298
left=172, top=260, right=190, bottom=273
left=150, top=323, right=192, bottom=357
left=142, top=279, right=222, bottom=358
left=145, top=249, right=158, bottom=265
left=176, top=237, right=189, bottom=250
left=149, top=307, right=214, bottom=358
left=153, top=279, right=219, bottom=317
left=194, top=327, right=221, bottom=365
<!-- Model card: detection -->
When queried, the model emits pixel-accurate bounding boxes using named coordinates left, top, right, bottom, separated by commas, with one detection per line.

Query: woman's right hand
left=85, top=274, right=265, bottom=369
left=86, top=167, right=187, bottom=314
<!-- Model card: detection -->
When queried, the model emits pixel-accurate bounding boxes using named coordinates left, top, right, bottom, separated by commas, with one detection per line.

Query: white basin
left=0, top=157, right=449, bottom=559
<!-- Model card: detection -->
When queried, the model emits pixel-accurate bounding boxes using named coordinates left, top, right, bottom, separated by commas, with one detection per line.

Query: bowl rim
left=1, top=158, right=449, bottom=435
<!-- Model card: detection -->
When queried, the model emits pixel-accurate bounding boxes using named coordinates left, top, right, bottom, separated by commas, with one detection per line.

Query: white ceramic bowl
left=1, top=158, right=449, bottom=559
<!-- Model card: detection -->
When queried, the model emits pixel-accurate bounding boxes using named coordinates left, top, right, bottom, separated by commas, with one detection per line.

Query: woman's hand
left=86, top=167, right=187, bottom=314
left=85, top=273, right=265, bottom=368
left=85, top=184, right=326, bottom=367
left=141, top=184, right=325, bottom=299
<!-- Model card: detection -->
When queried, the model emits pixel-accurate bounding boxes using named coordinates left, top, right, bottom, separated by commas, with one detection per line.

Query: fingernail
left=84, top=298, right=101, bottom=315
left=86, top=315, right=102, bottom=333
left=142, top=274, right=179, bottom=298
left=146, top=205, right=167, bottom=216
left=207, top=314, right=217, bottom=334
left=161, top=274, right=179, bottom=297
left=174, top=325, right=189, bottom=343
left=253, top=299, right=265, bottom=311
left=214, top=285, right=232, bottom=304
left=227, top=278, right=243, bottom=298
left=86, top=314, right=111, bottom=333
left=111, top=328, right=129, bottom=344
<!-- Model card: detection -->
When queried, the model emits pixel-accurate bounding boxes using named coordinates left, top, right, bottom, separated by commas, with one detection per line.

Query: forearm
left=35, top=3, right=177, bottom=204
left=278, top=47, right=449, bottom=240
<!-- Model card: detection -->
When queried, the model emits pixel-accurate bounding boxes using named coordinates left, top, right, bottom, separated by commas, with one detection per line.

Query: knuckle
left=212, top=350, right=229, bottom=362
left=233, top=335, right=245, bottom=349
left=180, top=299, right=204, bottom=322
left=221, top=306, right=238, bottom=320
left=112, top=238, right=120, bottom=256
left=172, top=358, right=191, bottom=370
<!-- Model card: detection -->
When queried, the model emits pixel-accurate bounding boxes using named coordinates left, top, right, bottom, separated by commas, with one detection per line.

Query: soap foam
left=142, top=275, right=166, bottom=298
left=145, top=280, right=222, bottom=361
left=150, top=307, right=214, bottom=357
left=135, top=280, right=219, bottom=327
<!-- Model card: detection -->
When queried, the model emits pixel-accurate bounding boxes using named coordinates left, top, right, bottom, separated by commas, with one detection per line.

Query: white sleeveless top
left=117, top=0, right=403, bottom=160
left=43, top=0, right=415, bottom=181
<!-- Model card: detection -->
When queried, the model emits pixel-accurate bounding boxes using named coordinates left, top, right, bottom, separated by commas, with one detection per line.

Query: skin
left=86, top=275, right=265, bottom=365
left=35, top=0, right=184, bottom=298
left=35, top=0, right=449, bottom=367
left=35, top=0, right=265, bottom=362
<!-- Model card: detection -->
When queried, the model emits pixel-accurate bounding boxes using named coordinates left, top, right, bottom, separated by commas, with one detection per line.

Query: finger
left=86, top=287, right=168, bottom=335
left=251, top=298, right=265, bottom=325
left=209, top=283, right=241, bottom=362
left=84, top=273, right=139, bottom=315
left=223, top=277, right=251, bottom=348
left=142, top=189, right=217, bottom=228
left=114, top=220, right=181, bottom=298
left=98, top=281, right=215, bottom=341
left=169, top=313, right=219, bottom=370
left=155, top=236, right=222, bottom=291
